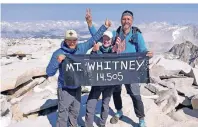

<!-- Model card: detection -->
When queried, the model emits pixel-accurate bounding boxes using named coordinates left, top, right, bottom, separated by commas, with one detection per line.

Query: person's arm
left=91, top=50, right=103, bottom=54
left=88, top=25, right=103, bottom=43
left=137, top=32, right=148, bottom=52
left=85, top=8, right=97, bottom=37
left=46, top=52, right=60, bottom=77
left=90, top=50, right=97, bottom=54
left=79, top=25, right=107, bottom=52
left=91, top=49, right=103, bottom=54
left=80, top=19, right=111, bottom=52
left=90, top=43, right=103, bottom=54
left=88, top=25, right=97, bottom=37
left=86, top=8, right=112, bottom=43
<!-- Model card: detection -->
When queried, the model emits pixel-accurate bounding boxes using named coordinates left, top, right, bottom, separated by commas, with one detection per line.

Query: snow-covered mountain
left=167, top=41, right=198, bottom=67
left=1, top=20, right=91, bottom=40
left=137, top=22, right=198, bottom=43
left=1, top=20, right=198, bottom=52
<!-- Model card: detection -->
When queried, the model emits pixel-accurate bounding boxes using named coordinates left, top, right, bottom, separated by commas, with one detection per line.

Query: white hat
left=65, top=30, right=78, bottom=40
left=103, top=31, right=113, bottom=39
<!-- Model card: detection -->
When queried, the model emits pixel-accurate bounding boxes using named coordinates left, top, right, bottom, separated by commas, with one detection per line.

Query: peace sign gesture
left=105, top=18, right=112, bottom=29
left=85, top=8, right=92, bottom=27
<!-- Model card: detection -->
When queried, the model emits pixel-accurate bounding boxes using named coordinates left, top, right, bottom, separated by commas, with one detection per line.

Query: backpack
left=115, top=26, right=142, bottom=52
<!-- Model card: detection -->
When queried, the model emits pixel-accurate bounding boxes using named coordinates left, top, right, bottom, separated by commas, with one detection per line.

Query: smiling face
left=121, top=15, right=133, bottom=31
left=102, top=35, right=112, bottom=48
left=65, top=39, right=78, bottom=49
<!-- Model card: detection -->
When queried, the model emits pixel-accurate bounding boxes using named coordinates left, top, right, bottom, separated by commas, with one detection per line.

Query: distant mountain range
left=1, top=21, right=198, bottom=54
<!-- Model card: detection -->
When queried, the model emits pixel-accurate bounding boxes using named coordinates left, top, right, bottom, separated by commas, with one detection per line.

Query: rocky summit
left=1, top=38, right=198, bottom=127
left=168, top=41, right=198, bottom=67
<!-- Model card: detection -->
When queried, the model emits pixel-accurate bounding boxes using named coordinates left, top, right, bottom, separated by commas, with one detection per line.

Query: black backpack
left=115, top=26, right=142, bottom=52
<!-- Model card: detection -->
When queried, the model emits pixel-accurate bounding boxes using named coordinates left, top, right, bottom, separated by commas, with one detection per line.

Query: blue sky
left=1, top=4, right=198, bottom=24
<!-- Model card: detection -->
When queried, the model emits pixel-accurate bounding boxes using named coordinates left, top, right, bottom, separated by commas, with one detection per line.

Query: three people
left=46, top=8, right=153, bottom=127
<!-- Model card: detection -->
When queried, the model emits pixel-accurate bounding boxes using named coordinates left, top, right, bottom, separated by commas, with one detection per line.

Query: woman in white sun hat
left=84, top=9, right=116, bottom=127
left=84, top=30, right=116, bottom=127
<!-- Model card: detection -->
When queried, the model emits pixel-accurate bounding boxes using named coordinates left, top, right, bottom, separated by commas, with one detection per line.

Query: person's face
left=102, top=35, right=112, bottom=48
left=121, top=15, right=133, bottom=30
left=65, top=39, right=78, bottom=49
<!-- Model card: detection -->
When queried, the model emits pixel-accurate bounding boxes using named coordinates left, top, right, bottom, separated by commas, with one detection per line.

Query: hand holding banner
left=62, top=53, right=150, bottom=87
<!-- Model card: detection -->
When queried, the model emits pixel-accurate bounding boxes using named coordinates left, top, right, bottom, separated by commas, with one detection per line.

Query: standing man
left=85, top=9, right=153, bottom=127
left=46, top=12, right=111, bottom=126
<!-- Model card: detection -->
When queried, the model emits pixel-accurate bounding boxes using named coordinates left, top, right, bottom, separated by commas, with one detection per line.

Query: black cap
left=122, top=10, right=133, bottom=17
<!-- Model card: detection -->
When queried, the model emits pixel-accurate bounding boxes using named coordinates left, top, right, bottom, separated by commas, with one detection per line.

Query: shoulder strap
left=116, top=26, right=122, bottom=35
left=130, top=26, right=142, bottom=52
left=130, top=26, right=140, bottom=52
left=131, top=26, right=142, bottom=34
left=115, top=26, right=142, bottom=52
left=116, top=26, right=142, bottom=35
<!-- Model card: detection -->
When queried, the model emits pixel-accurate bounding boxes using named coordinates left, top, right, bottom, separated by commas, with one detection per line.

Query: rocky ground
left=1, top=38, right=198, bottom=127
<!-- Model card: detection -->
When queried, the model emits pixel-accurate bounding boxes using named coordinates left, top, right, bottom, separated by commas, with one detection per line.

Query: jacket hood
left=60, top=41, right=77, bottom=54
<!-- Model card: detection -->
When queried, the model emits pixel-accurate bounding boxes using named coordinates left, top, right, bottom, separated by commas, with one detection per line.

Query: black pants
left=56, top=87, right=81, bottom=127
left=113, top=85, right=123, bottom=111
left=112, top=84, right=145, bottom=118
left=85, top=86, right=114, bottom=127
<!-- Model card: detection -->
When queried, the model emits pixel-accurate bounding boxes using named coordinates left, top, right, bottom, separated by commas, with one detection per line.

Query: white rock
left=186, top=68, right=198, bottom=85
left=0, top=94, right=12, bottom=127
left=7, top=87, right=198, bottom=127
left=149, top=55, right=163, bottom=69
left=150, top=76, right=175, bottom=88
left=0, top=41, right=8, bottom=57
left=0, top=94, right=10, bottom=116
left=164, top=77, right=194, bottom=86
left=149, top=65, right=166, bottom=77
left=156, top=57, right=192, bottom=74
left=179, top=108, right=198, bottom=120
left=31, top=51, right=46, bottom=59
left=0, top=109, right=12, bottom=127
left=37, top=77, right=46, bottom=84
left=170, top=121, right=198, bottom=127
left=164, top=78, right=198, bottom=98
left=7, top=45, right=41, bottom=56
left=7, top=93, right=176, bottom=127
left=191, top=94, right=198, bottom=110
left=1, top=60, right=47, bottom=92
left=145, top=83, right=168, bottom=93
left=140, top=84, right=155, bottom=96
left=150, top=65, right=181, bottom=78
left=19, top=90, right=57, bottom=115
left=155, top=88, right=180, bottom=114
left=10, top=77, right=46, bottom=99
left=7, top=112, right=57, bottom=127
left=1, top=64, right=32, bottom=92
left=33, top=79, right=57, bottom=94
left=178, top=95, right=191, bottom=106
left=168, top=108, right=198, bottom=122
left=1, top=58, right=13, bottom=66
left=10, top=94, right=27, bottom=105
